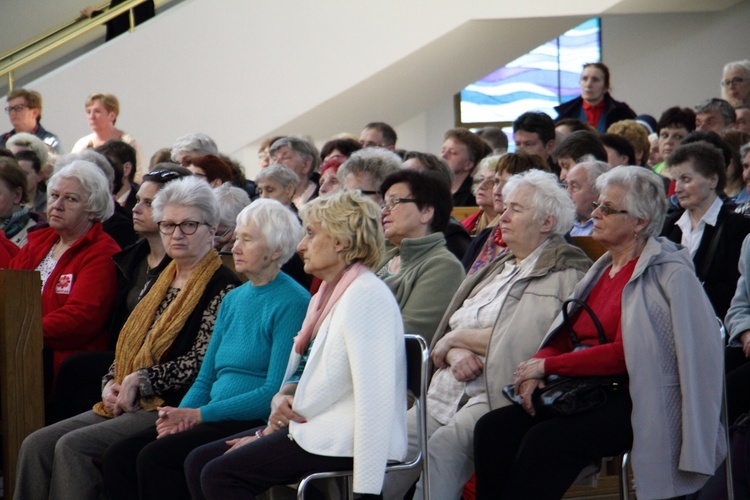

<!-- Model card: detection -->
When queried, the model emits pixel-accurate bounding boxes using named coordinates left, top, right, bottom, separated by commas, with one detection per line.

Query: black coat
left=661, top=203, right=750, bottom=319
left=554, top=92, right=637, bottom=131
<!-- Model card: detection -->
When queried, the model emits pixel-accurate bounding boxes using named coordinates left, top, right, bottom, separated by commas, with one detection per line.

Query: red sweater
left=10, top=223, right=120, bottom=377
left=535, top=258, right=636, bottom=377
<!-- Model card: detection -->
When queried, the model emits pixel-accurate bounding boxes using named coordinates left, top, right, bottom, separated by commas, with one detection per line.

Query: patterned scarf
left=1, top=206, right=30, bottom=239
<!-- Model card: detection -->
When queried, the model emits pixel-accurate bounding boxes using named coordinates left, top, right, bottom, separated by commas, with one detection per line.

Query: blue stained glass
left=460, top=18, right=601, bottom=124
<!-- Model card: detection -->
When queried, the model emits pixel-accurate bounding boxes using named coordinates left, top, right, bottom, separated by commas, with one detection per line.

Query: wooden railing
left=0, top=0, right=151, bottom=91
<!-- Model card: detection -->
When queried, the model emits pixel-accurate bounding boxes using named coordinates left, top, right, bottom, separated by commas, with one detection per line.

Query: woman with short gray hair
left=10, top=160, right=120, bottom=389
left=255, top=164, right=299, bottom=210
left=475, top=166, right=725, bottom=499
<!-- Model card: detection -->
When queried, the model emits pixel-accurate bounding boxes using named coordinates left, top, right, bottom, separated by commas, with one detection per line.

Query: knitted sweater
left=179, top=272, right=310, bottom=422
left=376, top=232, right=465, bottom=342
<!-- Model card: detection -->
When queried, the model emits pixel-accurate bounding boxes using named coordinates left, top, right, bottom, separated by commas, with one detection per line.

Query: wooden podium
left=0, top=270, right=45, bottom=498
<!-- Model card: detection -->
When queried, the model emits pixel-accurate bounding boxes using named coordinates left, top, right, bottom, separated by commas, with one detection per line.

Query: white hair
left=236, top=198, right=302, bottom=268
left=502, top=169, right=575, bottom=236
left=48, top=160, right=114, bottom=221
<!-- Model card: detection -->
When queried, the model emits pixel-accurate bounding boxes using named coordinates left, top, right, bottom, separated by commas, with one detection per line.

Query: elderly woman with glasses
left=101, top=199, right=311, bottom=500
left=9, top=160, right=120, bottom=392
left=461, top=155, right=502, bottom=236
left=375, top=169, right=465, bottom=342
left=474, top=166, right=726, bottom=499
left=14, top=176, right=240, bottom=500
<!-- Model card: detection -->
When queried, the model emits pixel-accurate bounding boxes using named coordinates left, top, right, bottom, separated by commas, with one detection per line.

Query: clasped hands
left=431, top=329, right=484, bottom=382
left=102, top=373, right=142, bottom=417
left=155, top=407, right=202, bottom=438
left=512, top=358, right=546, bottom=417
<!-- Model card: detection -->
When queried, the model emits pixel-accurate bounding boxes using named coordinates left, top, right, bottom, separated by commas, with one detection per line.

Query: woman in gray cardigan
left=474, top=166, right=725, bottom=499
left=375, top=169, right=465, bottom=343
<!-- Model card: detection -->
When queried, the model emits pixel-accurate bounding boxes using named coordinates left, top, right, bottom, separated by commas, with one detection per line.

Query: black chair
left=296, top=334, right=430, bottom=500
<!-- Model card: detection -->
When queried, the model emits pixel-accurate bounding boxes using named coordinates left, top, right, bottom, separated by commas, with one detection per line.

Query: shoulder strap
left=562, top=297, right=607, bottom=346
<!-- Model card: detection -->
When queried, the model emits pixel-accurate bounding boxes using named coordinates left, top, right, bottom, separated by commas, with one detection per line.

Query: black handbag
left=502, top=298, right=628, bottom=417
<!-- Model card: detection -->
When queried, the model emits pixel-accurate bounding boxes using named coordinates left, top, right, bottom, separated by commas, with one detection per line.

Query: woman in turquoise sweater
left=102, top=199, right=310, bottom=500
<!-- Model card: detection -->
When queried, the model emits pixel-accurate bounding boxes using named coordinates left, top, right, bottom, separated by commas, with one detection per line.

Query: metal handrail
left=1, top=0, right=150, bottom=91
left=0, top=2, right=110, bottom=62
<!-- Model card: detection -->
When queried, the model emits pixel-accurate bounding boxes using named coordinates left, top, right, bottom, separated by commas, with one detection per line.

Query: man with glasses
left=1, top=88, right=63, bottom=154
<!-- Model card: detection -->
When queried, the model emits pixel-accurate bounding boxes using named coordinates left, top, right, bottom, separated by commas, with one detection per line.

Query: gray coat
left=540, top=237, right=726, bottom=499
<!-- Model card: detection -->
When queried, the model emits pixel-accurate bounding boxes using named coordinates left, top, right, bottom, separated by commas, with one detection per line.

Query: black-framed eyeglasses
left=157, top=220, right=209, bottom=235
left=144, top=169, right=184, bottom=183
left=721, top=77, right=749, bottom=87
left=4, top=104, right=28, bottom=114
left=592, top=201, right=629, bottom=217
left=380, top=197, right=418, bottom=211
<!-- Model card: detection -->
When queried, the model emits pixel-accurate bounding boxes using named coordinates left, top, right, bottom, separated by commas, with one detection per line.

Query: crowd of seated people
left=2, top=58, right=750, bottom=500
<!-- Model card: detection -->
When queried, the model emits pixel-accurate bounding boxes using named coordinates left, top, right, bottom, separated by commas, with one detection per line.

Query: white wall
left=601, top=1, right=750, bottom=117
left=4, top=0, right=747, bottom=178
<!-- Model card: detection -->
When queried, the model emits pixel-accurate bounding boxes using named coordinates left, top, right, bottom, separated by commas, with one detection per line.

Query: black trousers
left=725, top=346, right=750, bottom=424
left=473, top=389, right=633, bottom=499
left=103, top=419, right=263, bottom=500
left=184, top=426, right=382, bottom=500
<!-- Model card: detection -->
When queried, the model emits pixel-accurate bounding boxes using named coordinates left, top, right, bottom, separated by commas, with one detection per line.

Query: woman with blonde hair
left=185, top=190, right=407, bottom=499
left=72, top=93, right=145, bottom=181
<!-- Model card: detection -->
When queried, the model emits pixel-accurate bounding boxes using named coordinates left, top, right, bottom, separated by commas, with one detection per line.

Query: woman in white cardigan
left=185, top=190, right=407, bottom=499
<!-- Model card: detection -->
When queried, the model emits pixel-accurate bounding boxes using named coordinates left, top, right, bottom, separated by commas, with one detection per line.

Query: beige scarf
left=93, top=250, right=222, bottom=417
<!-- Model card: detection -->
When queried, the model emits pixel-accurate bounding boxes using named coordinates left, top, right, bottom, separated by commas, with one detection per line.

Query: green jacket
left=376, top=232, right=465, bottom=343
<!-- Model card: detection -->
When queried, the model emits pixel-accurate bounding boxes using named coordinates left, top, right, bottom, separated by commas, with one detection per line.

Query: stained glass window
left=458, top=18, right=601, bottom=126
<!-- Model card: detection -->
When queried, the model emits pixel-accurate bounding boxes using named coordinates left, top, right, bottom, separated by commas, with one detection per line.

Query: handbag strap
left=562, top=298, right=607, bottom=347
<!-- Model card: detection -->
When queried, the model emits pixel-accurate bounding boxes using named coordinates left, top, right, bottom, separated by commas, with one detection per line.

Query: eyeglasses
left=380, top=197, right=418, bottom=211
left=215, top=227, right=233, bottom=239
left=592, top=201, right=629, bottom=217
left=475, top=178, right=495, bottom=189
left=4, top=104, right=28, bottom=114
left=157, top=220, right=209, bottom=235
left=144, top=170, right=184, bottom=183
left=721, top=77, right=749, bottom=87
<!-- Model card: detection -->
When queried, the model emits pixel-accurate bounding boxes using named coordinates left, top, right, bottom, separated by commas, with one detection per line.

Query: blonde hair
left=85, top=93, right=120, bottom=123
left=299, top=190, right=383, bottom=269
left=607, top=120, right=650, bottom=165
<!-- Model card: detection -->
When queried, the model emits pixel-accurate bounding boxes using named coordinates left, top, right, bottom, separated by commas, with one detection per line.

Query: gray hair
left=268, top=136, right=319, bottom=177
left=56, top=150, right=115, bottom=192
left=48, top=160, right=114, bottom=222
left=695, top=98, right=736, bottom=125
left=472, top=155, right=502, bottom=196
left=575, top=160, right=612, bottom=191
left=256, top=163, right=300, bottom=188
left=214, top=183, right=251, bottom=229
left=740, top=140, right=750, bottom=159
left=502, top=169, right=575, bottom=237
left=596, top=165, right=667, bottom=239
left=6, top=132, right=49, bottom=165
left=152, top=176, right=220, bottom=228
left=338, top=148, right=402, bottom=187
left=170, top=133, right=218, bottom=162
left=236, top=198, right=302, bottom=268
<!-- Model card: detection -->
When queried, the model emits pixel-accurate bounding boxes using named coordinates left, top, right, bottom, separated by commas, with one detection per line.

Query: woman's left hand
left=513, top=358, right=545, bottom=391
left=224, top=426, right=271, bottom=454
left=115, top=372, right=142, bottom=414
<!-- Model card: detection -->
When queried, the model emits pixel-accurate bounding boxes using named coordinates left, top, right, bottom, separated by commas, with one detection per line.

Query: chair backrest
left=404, top=334, right=429, bottom=400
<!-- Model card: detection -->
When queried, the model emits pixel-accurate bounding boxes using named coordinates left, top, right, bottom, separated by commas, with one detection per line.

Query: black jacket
left=662, top=203, right=750, bottom=319
left=554, top=92, right=636, bottom=131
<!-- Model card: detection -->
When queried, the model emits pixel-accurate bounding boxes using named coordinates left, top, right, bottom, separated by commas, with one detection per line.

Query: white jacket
left=287, top=272, right=408, bottom=494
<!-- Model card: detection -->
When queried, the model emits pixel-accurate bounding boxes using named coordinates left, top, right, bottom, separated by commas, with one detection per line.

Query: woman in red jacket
left=10, top=160, right=119, bottom=394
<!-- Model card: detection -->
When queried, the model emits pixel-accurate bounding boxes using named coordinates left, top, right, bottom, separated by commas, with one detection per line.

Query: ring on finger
left=277, top=420, right=284, bottom=427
